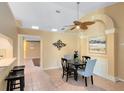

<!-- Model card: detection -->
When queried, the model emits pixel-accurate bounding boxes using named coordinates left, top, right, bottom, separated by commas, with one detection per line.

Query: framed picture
left=89, top=36, right=106, bottom=54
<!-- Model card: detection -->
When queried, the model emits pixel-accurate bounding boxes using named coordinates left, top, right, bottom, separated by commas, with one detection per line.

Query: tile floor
left=24, top=59, right=124, bottom=91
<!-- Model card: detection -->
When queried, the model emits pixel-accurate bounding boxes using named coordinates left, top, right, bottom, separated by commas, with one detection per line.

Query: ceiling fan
left=61, top=2, right=95, bottom=31
left=69, top=21, right=95, bottom=30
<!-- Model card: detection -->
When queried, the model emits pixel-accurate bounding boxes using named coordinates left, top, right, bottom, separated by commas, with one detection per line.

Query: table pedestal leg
left=74, top=66, right=78, bottom=81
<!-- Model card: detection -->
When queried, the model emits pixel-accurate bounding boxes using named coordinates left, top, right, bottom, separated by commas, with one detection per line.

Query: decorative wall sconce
left=53, top=40, right=66, bottom=50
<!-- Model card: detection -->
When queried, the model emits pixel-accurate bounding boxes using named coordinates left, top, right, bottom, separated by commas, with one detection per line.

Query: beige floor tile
left=23, top=59, right=124, bottom=91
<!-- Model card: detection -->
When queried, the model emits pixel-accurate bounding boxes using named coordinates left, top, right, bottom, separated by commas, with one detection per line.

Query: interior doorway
left=18, top=34, right=42, bottom=69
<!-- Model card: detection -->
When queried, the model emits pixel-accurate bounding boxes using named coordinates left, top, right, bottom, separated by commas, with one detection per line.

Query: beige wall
left=0, top=3, right=17, bottom=90
left=19, top=28, right=80, bottom=69
left=0, top=36, right=13, bottom=59
left=0, top=3, right=17, bottom=57
left=79, top=3, right=124, bottom=80
left=80, top=27, right=116, bottom=79
left=80, top=19, right=115, bottom=78
left=24, top=41, right=40, bottom=59
left=104, top=2, right=124, bottom=80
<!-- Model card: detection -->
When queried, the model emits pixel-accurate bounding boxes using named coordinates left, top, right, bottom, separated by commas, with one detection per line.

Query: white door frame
left=18, top=34, right=43, bottom=69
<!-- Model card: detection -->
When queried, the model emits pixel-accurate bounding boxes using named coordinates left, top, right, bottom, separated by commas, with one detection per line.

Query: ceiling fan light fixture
left=76, top=25, right=80, bottom=29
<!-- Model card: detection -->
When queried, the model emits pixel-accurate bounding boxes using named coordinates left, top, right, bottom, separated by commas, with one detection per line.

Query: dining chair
left=77, top=59, right=96, bottom=86
left=61, top=58, right=76, bottom=82
left=82, top=56, right=91, bottom=63
left=78, top=56, right=91, bottom=70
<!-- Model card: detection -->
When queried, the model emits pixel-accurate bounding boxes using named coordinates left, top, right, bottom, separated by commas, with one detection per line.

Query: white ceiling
left=9, top=2, right=116, bottom=32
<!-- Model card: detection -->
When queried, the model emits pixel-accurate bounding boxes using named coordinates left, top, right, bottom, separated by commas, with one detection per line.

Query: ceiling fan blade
left=83, top=21, right=95, bottom=25
left=60, top=25, right=75, bottom=30
left=80, top=25, right=88, bottom=30
left=63, top=25, right=75, bottom=27
left=70, top=26, right=76, bottom=30
left=73, top=21, right=82, bottom=25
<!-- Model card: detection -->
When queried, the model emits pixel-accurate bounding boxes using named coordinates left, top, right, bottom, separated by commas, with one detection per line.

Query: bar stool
left=12, top=65, right=25, bottom=72
left=11, top=65, right=25, bottom=88
left=5, top=71, right=24, bottom=91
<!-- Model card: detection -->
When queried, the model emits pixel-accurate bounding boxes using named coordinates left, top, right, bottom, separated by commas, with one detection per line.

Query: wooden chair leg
left=85, top=77, right=87, bottom=87
left=12, top=80, right=16, bottom=89
left=6, top=80, right=10, bottom=91
left=22, top=77, right=25, bottom=87
left=20, top=78, right=24, bottom=91
left=10, top=80, right=13, bottom=91
left=82, top=76, right=84, bottom=79
left=62, top=74, right=64, bottom=78
left=91, top=75, right=93, bottom=85
left=62, top=71, right=64, bottom=78
left=66, top=72, right=68, bottom=82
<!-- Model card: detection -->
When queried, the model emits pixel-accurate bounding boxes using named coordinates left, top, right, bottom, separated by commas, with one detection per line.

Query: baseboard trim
left=43, top=66, right=61, bottom=70
left=107, top=75, right=117, bottom=82
left=94, top=72, right=117, bottom=82
left=116, top=77, right=124, bottom=82
left=43, top=66, right=119, bottom=82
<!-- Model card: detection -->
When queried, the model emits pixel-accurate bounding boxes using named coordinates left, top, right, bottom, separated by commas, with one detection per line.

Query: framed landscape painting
left=89, top=36, right=106, bottom=54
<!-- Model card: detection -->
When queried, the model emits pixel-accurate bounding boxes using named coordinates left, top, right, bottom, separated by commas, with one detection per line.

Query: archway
left=92, top=14, right=115, bottom=34
left=80, top=14, right=116, bottom=81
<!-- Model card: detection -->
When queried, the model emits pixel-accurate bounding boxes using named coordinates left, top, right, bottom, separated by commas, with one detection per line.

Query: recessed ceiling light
left=31, top=26, right=39, bottom=30
left=51, top=28, right=58, bottom=32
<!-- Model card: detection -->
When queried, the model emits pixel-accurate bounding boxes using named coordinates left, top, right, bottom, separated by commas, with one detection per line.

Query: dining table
left=67, top=59, right=86, bottom=81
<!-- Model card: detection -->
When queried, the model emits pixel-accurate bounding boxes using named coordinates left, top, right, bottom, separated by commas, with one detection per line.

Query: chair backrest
left=61, top=58, right=74, bottom=71
left=82, top=56, right=91, bottom=63
left=84, top=59, right=96, bottom=77
left=64, top=54, right=73, bottom=60
left=61, top=58, right=68, bottom=70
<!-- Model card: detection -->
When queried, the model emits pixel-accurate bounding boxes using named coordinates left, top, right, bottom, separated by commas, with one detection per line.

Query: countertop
left=0, top=58, right=16, bottom=91
left=0, top=58, right=16, bottom=67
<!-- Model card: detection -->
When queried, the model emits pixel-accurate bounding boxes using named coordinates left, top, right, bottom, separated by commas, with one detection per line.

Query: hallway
left=24, top=59, right=54, bottom=91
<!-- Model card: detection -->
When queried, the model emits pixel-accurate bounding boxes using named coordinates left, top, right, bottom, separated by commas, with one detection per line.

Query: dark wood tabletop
left=67, top=59, right=86, bottom=81
left=67, top=60, right=86, bottom=67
